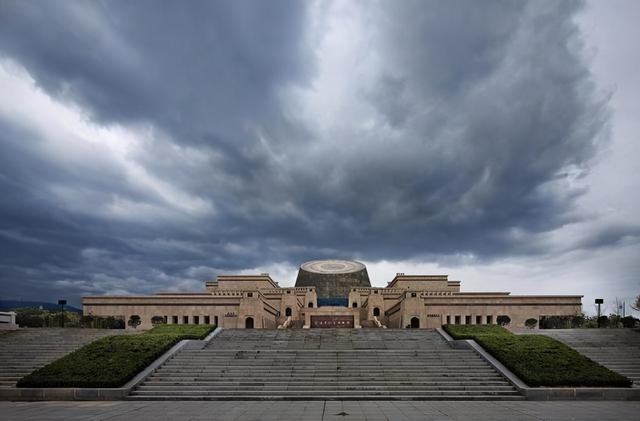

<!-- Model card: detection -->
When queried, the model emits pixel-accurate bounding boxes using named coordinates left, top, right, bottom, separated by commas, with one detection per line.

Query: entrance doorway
left=410, top=317, right=420, bottom=329
left=245, top=317, right=254, bottom=329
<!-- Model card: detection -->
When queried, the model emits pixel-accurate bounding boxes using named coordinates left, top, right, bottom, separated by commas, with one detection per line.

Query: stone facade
left=82, top=261, right=582, bottom=330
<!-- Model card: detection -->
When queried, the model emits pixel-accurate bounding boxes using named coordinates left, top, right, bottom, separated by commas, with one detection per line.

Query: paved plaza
left=1, top=401, right=639, bottom=421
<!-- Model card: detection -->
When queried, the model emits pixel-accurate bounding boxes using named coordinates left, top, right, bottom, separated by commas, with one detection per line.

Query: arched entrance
left=373, top=307, right=380, bottom=317
left=245, top=317, right=254, bottom=329
left=285, top=307, right=292, bottom=317
left=410, top=317, right=420, bottom=329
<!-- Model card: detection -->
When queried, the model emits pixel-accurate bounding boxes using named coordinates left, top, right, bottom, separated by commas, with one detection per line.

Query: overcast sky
left=0, top=0, right=638, bottom=315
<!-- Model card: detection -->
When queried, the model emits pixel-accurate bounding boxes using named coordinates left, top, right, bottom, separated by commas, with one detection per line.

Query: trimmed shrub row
left=443, top=325, right=632, bottom=388
left=17, top=324, right=216, bottom=388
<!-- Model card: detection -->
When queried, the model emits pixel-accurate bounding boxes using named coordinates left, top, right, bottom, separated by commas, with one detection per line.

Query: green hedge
left=146, top=324, right=215, bottom=339
left=17, top=324, right=216, bottom=388
left=443, top=325, right=632, bottom=388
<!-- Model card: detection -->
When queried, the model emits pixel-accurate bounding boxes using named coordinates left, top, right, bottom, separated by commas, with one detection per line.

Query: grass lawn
left=17, top=324, right=216, bottom=388
left=443, top=325, right=632, bottom=388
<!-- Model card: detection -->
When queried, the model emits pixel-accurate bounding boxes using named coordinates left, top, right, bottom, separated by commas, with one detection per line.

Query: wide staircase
left=0, top=328, right=126, bottom=387
left=534, top=329, right=640, bottom=386
left=129, top=329, right=523, bottom=400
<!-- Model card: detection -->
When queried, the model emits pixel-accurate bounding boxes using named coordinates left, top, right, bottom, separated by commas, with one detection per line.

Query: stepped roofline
left=215, top=274, right=279, bottom=289
left=387, top=274, right=449, bottom=288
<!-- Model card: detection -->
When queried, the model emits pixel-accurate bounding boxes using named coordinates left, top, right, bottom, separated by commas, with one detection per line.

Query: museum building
left=82, top=259, right=583, bottom=330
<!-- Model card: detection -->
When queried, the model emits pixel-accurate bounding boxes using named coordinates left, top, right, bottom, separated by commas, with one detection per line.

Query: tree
left=151, top=316, right=165, bottom=326
left=571, top=314, right=586, bottom=328
left=632, top=295, right=640, bottom=311
left=525, top=318, right=537, bottom=329
left=597, top=315, right=609, bottom=328
left=128, top=315, right=141, bottom=329
left=621, top=316, right=639, bottom=328
left=497, top=315, right=511, bottom=326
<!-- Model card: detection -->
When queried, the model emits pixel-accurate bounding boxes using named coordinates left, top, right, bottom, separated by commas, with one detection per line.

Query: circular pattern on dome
left=301, top=259, right=365, bottom=274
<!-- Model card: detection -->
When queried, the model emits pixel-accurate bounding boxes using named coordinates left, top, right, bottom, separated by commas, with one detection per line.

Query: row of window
left=445, top=315, right=502, bottom=325
left=159, top=315, right=219, bottom=325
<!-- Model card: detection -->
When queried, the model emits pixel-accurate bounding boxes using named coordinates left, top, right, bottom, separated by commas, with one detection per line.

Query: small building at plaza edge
left=82, top=259, right=583, bottom=330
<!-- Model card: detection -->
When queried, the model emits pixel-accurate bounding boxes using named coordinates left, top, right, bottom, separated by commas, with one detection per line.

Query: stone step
left=0, top=328, right=129, bottom=387
left=0, top=367, right=54, bottom=372
left=131, top=389, right=519, bottom=397
left=137, top=384, right=516, bottom=391
left=127, top=394, right=525, bottom=401
left=147, top=375, right=506, bottom=382
left=164, top=360, right=489, bottom=365
left=159, top=363, right=493, bottom=369
left=160, top=360, right=490, bottom=370
left=131, top=329, right=521, bottom=401
left=168, top=351, right=481, bottom=357
left=152, top=371, right=501, bottom=377
left=176, top=351, right=478, bottom=356
left=131, top=389, right=520, bottom=396
left=157, top=367, right=494, bottom=372
left=173, top=354, right=484, bottom=358
left=143, top=380, right=511, bottom=386
left=527, top=329, right=640, bottom=385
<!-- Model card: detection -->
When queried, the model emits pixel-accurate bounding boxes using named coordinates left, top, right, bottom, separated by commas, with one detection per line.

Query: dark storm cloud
left=0, top=0, right=627, bottom=304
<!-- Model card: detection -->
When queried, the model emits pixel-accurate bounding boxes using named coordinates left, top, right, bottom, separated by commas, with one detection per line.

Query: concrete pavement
left=1, top=400, right=639, bottom=421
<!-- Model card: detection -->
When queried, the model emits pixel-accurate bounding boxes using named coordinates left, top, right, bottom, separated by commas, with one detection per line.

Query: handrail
left=277, top=316, right=292, bottom=329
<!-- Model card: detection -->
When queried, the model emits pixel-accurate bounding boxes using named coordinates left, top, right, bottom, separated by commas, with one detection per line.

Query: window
left=476, top=315, right=482, bottom=325
left=247, top=292, right=253, bottom=297
left=373, top=307, right=381, bottom=317
left=204, top=316, right=210, bottom=324
left=285, top=307, right=292, bottom=317
left=286, top=290, right=291, bottom=294
left=374, top=290, right=378, bottom=294
left=183, top=316, right=189, bottom=324
left=194, top=316, right=200, bottom=325
left=454, top=315, right=461, bottom=325
left=486, top=315, right=493, bottom=324
left=465, top=315, right=471, bottom=325
left=308, top=302, right=314, bottom=308
left=352, top=302, right=358, bottom=308
left=214, top=315, right=219, bottom=326
left=411, top=292, right=417, bottom=297
left=446, top=315, right=451, bottom=324
left=172, top=316, right=178, bottom=324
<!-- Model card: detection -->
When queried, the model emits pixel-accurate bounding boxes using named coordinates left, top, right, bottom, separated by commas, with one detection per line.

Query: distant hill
left=0, top=300, right=82, bottom=313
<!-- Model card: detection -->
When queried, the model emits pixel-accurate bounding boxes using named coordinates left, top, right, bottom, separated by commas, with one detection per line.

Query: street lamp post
left=595, top=298, right=604, bottom=327
left=58, top=299, right=66, bottom=328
